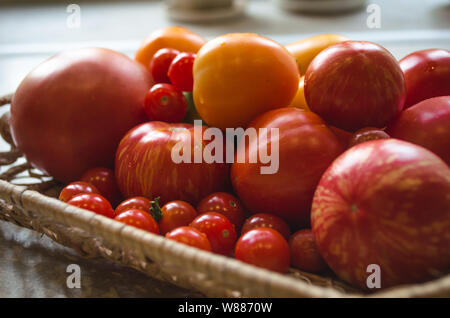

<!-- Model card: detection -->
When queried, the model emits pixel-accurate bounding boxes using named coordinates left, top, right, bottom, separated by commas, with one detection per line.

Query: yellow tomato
left=289, top=76, right=309, bottom=110
left=285, top=34, right=349, bottom=75
left=193, top=33, right=299, bottom=130
left=135, top=26, right=206, bottom=68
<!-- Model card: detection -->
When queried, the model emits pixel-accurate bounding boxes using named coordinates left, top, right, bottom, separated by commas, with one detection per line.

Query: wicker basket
left=0, top=93, right=449, bottom=298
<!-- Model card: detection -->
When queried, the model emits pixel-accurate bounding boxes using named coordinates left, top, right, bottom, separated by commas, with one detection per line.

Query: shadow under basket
left=0, top=93, right=449, bottom=298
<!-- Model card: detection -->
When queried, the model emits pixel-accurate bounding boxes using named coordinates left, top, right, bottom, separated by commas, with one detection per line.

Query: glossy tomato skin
left=241, top=213, right=291, bottom=241
left=144, top=83, right=187, bottom=123
left=400, top=49, right=450, bottom=108
left=11, top=48, right=153, bottom=183
left=311, top=139, right=450, bottom=290
left=67, top=193, right=115, bottom=218
left=168, top=52, right=196, bottom=92
left=150, top=48, right=180, bottom=83
left=190, top=212, right=237, bottom=256
left=348, top=127, right=390, bottom=148
left=165, top=226, right=212, bottom=251
left=197, top=192, right=246, bottom=232
left=59, top=181, right=99, bottom=202
left=231, top=107, right=344, bottom=229
left=115, top=196, right=152, bottom=216
left=289, top=229, right=328, bottom=273
left=388, top=96, right=450, bottom=166
left=81, top=167, right=122, bottom=207
left=159, top=200, right=198, bottom=235
left=305, top=41, right=405, bottom=132
left=115, top=121, right=230, bottom=206
left=235, top=228, right=290, bottom=273
left=114, top=209, right=159, bottom=234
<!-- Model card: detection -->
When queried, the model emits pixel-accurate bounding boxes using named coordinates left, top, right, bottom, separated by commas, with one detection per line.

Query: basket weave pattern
left=0, top=93, right=449, bottom=297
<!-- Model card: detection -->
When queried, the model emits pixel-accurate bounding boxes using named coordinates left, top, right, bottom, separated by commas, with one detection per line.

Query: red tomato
left=150, top=48, right=180, bottom=83
left=312, top=139, right=450, bottom=290
left=289, top=229, right=327, bottom=273
left=114, top=209, right=159, bottom=234
left=388, top=96, right=450, bottom=165
left=165, top=226, right=211, bottom=251
left=81, top=167, right=122, bottom=207
left=190, top=212, right=237, bottom=256
left=10, top=48, right=153, bottom=183
left=235, top=228, right=290, bottom=273
left=231, top=108, right=343, bottom=229
left=348, top=127, right=390, bottom=148
left=305, top=41, right=405, bottom=131
left=67, top=193, right=115, bottom=218
left=168, top=52, right=195, bottom=92
left=144, top=83, right=187, bottom=123
left=59, top=181, right=99, bottom=202
left=241, top=213, right=291, bottom=241
left=115, top=196, right=152, bottom=216
left=115, top=121, right=230, bottom=206
left=400, top=49, right=450, bottom=108
left=197, top=192, right=246, bottom=232
left=159, top=200, right=198, bottom=235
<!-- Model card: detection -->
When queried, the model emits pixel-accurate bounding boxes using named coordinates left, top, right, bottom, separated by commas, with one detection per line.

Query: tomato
left=348, top=127, right=390, bottom=148
left=168, top=52, right=196, bottom=92
left=197, top=192, right=246, bottom=232
left=285, top=33, right=349, bottom=75
left=10, top=48, right=153, bottom=183
left=193, top=33, right=299, bottom=130
left=399, top=49, right=450, bottom=108
left=312, top=139, right=450, bottom=289
left=289, top=229, right=327, bottom=273
left=135, top=26, right=205, bottom=69
left=59, top=181, right=99, bottom=202
left=304, top=41, right=405, bottom=132
left=158, top=200, right=198, bottom=235
left=241, top=213, right=291, bottom=241
left=231, top=108, right=343, bottom=228
left=165, top=226, right=211, bottom=252
left=115, top=121, right=230, bottom=206
left=67, top=193, right=115, bottom=218
left=114, top=209, right=159, bottom=234
left=115, top=196, right=152, bottom=216
left=150, top=48, right=180, bottom=83
left=144, top=83, right=187, bottom=123
left=81, top=167, right=122, bottom=207
left=234, top=228, right=290, bottom=273
left=190, top=212, right=237, bottom=256
left=388, top=96, right=450, bottom=165
left=288, top=76, right=309, bottom=110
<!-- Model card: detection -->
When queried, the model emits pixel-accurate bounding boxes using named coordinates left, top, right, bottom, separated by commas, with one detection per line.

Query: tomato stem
left=150, top=196, right=163, bottom=222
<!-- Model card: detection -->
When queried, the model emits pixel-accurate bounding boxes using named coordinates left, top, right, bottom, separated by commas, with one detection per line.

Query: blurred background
left=0, top=0, right=449, bottom=297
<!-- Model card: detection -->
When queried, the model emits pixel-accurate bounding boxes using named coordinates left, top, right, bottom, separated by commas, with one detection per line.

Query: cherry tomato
left=115, top=196, right=152, bottom=216
left=197, top=192, right=246, bottom=232
left=158, top=200, right=198, bottom=235
left=348, top=127, right=390, bottom=148
left=150, top=48, right=180, bottom=83
left=114, top=209, right=159, bottom=234
left=67, top=193, right=115, bottom=218
left=241, top=213, right=291, bottom=241
left=144, top=83, right=187, bottom=123
left=168, top=52, right=195, bottom=92
left=59, top=181, right=99, bottom=202
left=289, top=229, right=328, bottom=273
left=81, top=167, right=122, bottom=207
left=190, top=212, right=237, bottom=256
left=165, top=226, right=211, bottom=251
left=235, top=228, right=290, bottom=273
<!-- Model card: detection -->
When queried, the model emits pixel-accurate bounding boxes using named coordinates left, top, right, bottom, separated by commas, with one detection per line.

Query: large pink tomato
left=115, top=121, right=230, bottom=206
left=231, top=107, right=344, bottom=229
left=312, top=139, right=450, bottom=290
left=304, top=41, right=406, bottom=132
left=400, top=49, right=450, bottom=109
left=11, top=48, right=153, bottom=182
left=388, top=96, right=450, bottom=166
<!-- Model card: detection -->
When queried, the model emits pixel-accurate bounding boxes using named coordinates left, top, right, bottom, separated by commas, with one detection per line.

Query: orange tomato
left=135, top=26, right=206, bottom=69
left=193, top=33, right=299, bottom=130
left=288, top=76, right=309, bottom=110
left=285, top=34, right=349, bottom=75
